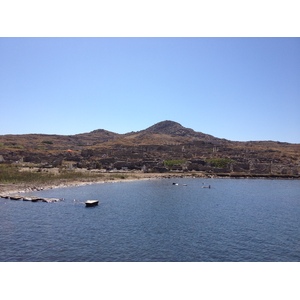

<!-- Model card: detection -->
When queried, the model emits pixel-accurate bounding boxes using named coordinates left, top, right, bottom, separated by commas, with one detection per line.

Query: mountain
left=142, top=120, right=207, bottom=137
left=0, top=121, right=299, bottom=177
left=136, top=120, right=218, bottom=140
left=115, top=120, right=222, bottom=147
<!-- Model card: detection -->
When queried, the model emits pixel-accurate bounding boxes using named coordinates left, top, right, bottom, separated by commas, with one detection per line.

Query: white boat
left=85, top=200, right=99, bottom=207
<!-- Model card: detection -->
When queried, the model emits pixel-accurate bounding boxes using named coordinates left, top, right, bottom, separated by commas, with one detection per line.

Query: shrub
left=164, top=159, right=186, bottom=167
left=207, top=158, right=232, bottom=168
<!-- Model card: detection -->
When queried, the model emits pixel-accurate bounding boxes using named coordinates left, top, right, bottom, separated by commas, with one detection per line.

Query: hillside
left=0, top=120, right=299, bottom=177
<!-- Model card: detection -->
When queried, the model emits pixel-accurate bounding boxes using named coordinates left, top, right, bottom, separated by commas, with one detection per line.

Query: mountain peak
left=144, top=120, right=190, bottom=135
left=140, top=120, right=220, bottom=141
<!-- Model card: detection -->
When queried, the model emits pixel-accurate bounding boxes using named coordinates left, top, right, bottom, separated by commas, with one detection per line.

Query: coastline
left=1, top=171, right=298, bottom=196
left=0, top=172, right=205, bottom=196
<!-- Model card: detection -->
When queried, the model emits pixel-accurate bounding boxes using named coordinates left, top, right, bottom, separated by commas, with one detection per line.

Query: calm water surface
left=1, top=178, right=299, bottom=261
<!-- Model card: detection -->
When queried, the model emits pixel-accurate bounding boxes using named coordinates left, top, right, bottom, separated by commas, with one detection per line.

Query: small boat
left=172, top=183, right=179, bottom=185
left=85, top=200, right=99, bottom=207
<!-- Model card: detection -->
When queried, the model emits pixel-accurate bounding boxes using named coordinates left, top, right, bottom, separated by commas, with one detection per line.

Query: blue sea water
left=0, top=178, right=299, bottom=261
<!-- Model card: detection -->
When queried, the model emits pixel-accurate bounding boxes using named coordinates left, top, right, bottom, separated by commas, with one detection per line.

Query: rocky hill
left=0, top=120, right=299, bottom=177
left=138, top=120, right=215, bottom=139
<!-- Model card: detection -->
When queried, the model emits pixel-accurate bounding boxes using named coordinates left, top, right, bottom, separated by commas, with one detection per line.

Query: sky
left=1, top=37, right=299, bottom=143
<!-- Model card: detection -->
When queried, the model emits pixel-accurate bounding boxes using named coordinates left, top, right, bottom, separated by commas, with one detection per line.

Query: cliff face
left=0, top=121, right=299, bottom=177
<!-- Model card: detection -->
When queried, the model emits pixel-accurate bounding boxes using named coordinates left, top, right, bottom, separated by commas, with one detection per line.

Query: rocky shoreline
left=0, top=172, right=203, bottom=196
left=1, top=171, right=298, bottom=197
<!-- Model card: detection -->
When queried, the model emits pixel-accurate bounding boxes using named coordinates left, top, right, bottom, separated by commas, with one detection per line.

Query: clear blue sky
left=1, top=38, right=299, bottom=143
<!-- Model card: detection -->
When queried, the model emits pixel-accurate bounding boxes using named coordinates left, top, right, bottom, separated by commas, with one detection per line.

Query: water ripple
left=1, top=178, right=300, bottom=261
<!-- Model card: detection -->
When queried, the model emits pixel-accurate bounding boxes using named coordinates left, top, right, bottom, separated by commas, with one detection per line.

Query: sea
left=1, top=178, right=300, bottom=262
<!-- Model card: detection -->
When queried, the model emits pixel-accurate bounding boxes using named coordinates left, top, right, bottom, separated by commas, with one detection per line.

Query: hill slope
left=0, top=120, right=299, bottom=177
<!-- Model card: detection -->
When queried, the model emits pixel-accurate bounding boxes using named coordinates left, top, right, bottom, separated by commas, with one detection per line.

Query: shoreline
left=0, top=172, right=205, bottom=195
left=1, top=171, right=299, bottom=196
